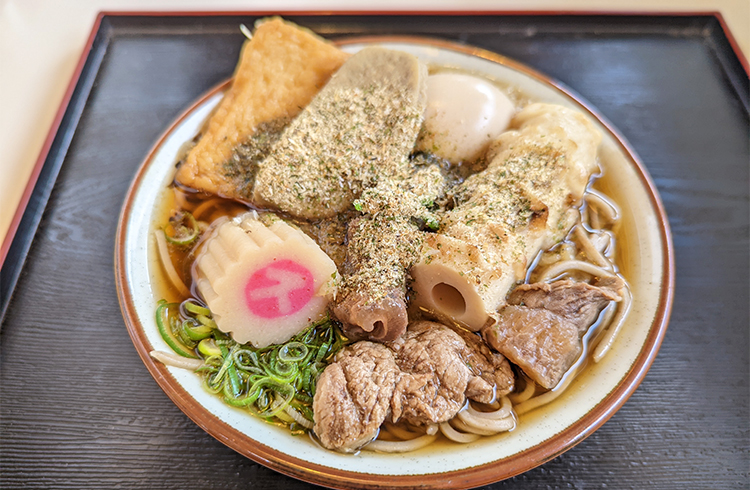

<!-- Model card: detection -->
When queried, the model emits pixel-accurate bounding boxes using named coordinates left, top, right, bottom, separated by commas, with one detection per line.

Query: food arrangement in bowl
left=116, top=16, right=672, bottom=489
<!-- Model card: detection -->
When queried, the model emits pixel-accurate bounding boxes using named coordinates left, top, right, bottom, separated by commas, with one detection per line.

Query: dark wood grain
left=1, top=14, right=748, bottom=490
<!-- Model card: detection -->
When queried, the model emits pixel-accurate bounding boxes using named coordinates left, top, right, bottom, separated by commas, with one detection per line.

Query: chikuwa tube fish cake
left=411, top=103, right=603, bottom=331
left=174, top=18, right=349, bottom=200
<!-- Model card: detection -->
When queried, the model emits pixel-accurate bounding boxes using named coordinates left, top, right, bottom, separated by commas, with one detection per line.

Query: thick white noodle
left=425, top=423, right=438, bottom=436
left=538, top=259, right=617, bottom=283
left=466, top=397, right=513, bottom=420
left=450, top=418, right=500, bottom=436
left=154, top=230, right=191, bottom=297
left=384, top=422, right=421, bottom=440
left=514, top=366, right=580, bottom=416
left=589, top=231, right=613, bottom=255
left=593, top=285, right=633, bottom=362
left=593, top=302, right=618, bottom=342
left=173, top=188, right=191, bottom=209
left=580, top=204, right=590, bottom=229
left=457, top=409, right=515, bottom=433
left=364, top=434, right=437, bottom=453
left=508, top=376, right=536, bottom=404
left=149, top=350, right=203, bottom=370
left=589, top=207, right=601, bottom=230
left=585, top=188, right=620, bottom=224
left=574, top=226, right=612, bottom=270
left=439, top=422, right=481, bottom=443
left=191, top=198, right=223, bottom=220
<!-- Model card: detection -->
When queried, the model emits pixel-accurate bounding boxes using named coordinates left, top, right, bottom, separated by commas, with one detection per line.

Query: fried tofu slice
left=175, top=18, right=349, bottom=200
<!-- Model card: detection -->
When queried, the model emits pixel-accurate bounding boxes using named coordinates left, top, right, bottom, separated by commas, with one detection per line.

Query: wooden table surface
left=1, top=13, right=748, bottom=489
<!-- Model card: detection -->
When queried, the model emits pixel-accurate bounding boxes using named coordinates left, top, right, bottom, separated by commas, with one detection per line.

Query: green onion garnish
left=156, top=299, right=347, bottom=431
left=156, top=301, right=198, bottom=358
left=164, top=211, right=200, bottom=246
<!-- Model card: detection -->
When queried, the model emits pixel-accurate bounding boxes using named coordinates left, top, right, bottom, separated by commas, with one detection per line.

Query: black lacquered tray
left=1, top=12, right=747, bottom=489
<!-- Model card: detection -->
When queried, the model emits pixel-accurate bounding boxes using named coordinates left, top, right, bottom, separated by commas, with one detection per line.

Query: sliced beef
left=312, top=342, right=399, bottom=452
left=483, top=307, right=581, bottom=390
left=483, top=279, right=623, bottom=390
left=313, top=321, right=516, bottom=450
left=507, top=278, right=623, bottom=333
left=388, top=322, right=485, bottom=424
left=450, top=326, right=515, bottom=402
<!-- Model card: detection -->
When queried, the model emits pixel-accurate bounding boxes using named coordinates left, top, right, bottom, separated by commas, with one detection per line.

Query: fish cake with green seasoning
left=411, top=103, right=602, bottom=331
left=252, top=47, right=428, bottom=220
left=332, top=164, right=446, bottom=342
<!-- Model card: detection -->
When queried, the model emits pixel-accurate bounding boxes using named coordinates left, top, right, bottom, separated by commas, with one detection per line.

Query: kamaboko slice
left=194, top=212, right=339, bottom=348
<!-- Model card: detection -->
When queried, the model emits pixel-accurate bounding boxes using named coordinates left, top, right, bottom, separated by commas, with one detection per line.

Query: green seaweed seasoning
left=156, top=298, right=347, bottom=434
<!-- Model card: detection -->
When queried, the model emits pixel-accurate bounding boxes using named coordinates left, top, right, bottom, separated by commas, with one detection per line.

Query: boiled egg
left=418, top=73, right=515, bottom=163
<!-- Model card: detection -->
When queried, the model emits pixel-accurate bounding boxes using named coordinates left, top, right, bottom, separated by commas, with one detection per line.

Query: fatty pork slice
left=252, top=46, right=427, bottom=220
left=312, top=342, right=400, bottom=452
left=313, top=321, right=515, bottom=451
left=482, top=279, right=624, bottom=390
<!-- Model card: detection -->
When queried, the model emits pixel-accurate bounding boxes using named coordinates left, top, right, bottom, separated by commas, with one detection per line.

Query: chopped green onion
left=278, top=342, right=308, bottom=362
left=183, top=322, right=214, bottom=341
left=154, top=301, right=347, bottom=433
left=195, top=314, right=217, bottom=329
left=183, top=300, right=211, bottom=317
left=315, top=344, right=329, bottom=363
left=426, top=216, right=440, bottom=231
left=164, top=211, right=199, bottom=246
left=155, top=301, right=197, bottom=358
left=198, top=338, right=222, bottom=357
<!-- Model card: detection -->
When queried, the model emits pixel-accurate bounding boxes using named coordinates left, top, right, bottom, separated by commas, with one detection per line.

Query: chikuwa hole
left=431, top=282, right=467, bottom=316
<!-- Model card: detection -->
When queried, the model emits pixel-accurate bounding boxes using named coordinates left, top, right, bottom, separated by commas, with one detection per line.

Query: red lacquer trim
left=116, top=33, right=675, bottom=490
left=0, top=13, right=105, bottom=267
left=91, top=8, right=738, bottom=17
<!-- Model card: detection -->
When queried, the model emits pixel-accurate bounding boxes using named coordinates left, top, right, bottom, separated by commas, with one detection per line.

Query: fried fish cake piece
left=175, top=18, right=349, bottom=200
left=252, top=47, right=428, bottom=220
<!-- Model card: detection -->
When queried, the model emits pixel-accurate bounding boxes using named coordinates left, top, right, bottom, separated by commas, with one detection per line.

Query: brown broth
left=151, top=186, right=251, bottom=302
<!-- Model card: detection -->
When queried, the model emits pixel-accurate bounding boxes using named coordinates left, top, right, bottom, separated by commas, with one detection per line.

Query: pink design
left=244, top=260, right=314, bottom=318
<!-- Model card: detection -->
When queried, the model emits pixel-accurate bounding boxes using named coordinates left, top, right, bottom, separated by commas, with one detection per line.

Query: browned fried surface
left=175, top=18, right=349, bottom=199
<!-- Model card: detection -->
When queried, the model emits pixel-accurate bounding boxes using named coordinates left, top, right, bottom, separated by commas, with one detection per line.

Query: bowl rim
left=115, top=34, right=674, bottom=490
